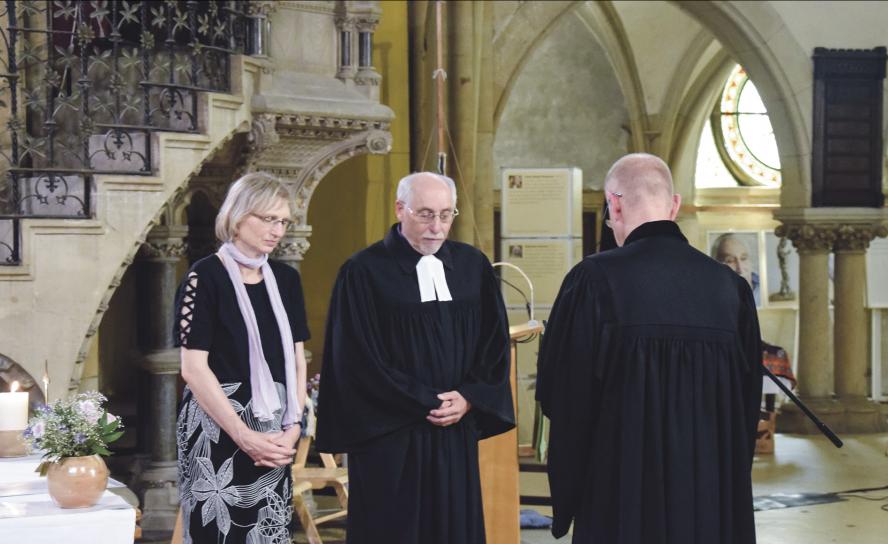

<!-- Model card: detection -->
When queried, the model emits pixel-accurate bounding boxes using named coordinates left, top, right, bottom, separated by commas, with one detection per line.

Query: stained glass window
left=717, top=65, right=781, bottom=187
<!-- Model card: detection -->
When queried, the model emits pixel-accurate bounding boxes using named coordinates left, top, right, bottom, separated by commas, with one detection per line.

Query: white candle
left=0, top=381, right=29, bottom=431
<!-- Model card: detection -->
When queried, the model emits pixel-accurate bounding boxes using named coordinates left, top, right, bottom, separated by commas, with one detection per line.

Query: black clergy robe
left=316, top=224, right=515, bottom=544
left=536, top=220, right=762, bottom=544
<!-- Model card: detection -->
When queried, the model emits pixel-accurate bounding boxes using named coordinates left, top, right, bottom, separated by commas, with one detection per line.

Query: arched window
left=695, top=65, right=781, bottom=188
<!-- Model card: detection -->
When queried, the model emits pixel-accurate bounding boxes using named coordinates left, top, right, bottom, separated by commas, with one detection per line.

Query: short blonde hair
left=215, top=172, right=292, bottom=242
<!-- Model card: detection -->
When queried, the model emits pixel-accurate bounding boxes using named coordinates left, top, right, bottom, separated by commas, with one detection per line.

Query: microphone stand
left=761, top=364, right=843, bottom=448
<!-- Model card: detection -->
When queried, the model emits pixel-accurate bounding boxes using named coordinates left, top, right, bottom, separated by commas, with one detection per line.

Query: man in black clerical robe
left=316, top=172, right=515, bottom=544
left=537, top=154, right=762, bottom=544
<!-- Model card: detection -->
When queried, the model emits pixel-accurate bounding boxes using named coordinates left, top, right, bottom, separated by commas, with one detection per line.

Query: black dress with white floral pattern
left=174, top=256, right=310, bottom=544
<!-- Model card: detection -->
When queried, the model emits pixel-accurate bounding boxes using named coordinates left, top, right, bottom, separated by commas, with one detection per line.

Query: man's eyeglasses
left=604, top=191, right=623, bottom=229
left=406, top=206, right=460, bottom=224
left=250, top=213, right=292, bottom=230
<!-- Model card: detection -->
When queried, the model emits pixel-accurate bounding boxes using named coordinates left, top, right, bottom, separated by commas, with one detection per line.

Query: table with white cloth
left=0, top=454, right=136, bottom=543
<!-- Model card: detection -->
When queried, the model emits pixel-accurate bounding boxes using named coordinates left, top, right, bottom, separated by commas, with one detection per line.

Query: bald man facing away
left=536, top=154, right=762, bottom=544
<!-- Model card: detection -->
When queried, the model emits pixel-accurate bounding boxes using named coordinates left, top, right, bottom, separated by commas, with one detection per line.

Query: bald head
left=604, top=153, right=681, bottom=246
left=604, top=153, right=674, bottom=208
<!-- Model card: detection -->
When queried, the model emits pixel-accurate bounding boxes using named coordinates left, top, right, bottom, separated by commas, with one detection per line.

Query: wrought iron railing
left=0, top=0, right=258, bottom=265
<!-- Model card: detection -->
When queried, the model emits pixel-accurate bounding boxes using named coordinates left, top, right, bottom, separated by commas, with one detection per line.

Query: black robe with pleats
left=315, top=224, right=515, bottom=544
left=536, top=220, right=762, bottom=544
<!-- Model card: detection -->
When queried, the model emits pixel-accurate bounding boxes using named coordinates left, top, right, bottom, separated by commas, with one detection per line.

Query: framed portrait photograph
left=707, top=231, right=762, bottom=307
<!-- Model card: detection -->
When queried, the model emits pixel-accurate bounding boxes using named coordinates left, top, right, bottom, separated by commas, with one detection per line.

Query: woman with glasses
left=173, top=172, right=309, bottom=543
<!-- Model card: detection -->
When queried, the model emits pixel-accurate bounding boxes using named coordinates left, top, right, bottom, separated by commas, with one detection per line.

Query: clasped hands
left=427, top=390, right=471, bottom=427
left=236, top=423, right=302, bottom=468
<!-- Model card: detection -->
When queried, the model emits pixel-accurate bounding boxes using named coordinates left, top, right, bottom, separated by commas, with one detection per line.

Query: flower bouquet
left=24, top=391, right=124, bottom=508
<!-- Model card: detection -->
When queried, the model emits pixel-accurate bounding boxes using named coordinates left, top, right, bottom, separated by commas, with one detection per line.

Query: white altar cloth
left=0, top=454, right=136, bottom=543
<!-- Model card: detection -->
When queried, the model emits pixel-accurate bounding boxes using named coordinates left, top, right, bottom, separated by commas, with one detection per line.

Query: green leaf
left=94, top=445, right=111, bottom=456
left=36, top=461, right=50, bottom=477
left=103, top=430, right=124, bottom=443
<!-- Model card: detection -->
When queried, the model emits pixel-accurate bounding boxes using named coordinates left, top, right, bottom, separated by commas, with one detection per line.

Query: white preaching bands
left=416, top=255, right=453, bottom=302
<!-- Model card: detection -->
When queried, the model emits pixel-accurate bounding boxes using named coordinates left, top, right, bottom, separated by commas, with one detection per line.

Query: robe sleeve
left=535, top=262, right=604, bottom=538
left=737, top=277, right=764, bottom=462
left=456, top=259, right=515, bottom=440
left=315, top=259, right=443, bottom=453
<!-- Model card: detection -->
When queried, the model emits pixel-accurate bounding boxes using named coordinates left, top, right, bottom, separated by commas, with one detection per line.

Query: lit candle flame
left=43, top=360, right=50, bottom=404
left=10, top=380, right=20, bottom=393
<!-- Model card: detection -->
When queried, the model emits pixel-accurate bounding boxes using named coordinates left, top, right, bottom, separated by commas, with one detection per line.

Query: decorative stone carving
left=833, top=223, right=888, bottom=252
left=138, top=240, right=188, bottom=261
left=354, top=70, right=382, bottom=88
left=775, top=223, right=837, bottom=252
left=774, top=208, right=888, bottom=253
left=246, top=113, right=280, bottom=161
left=247, top=0, right=278, bottom=17
left=241, top=111, right=391, bottom=269
left=271, top=227, right=313, bottom=265
left=139, top=225, right=189, bottom=262
left=355, top=16, right=380, bottom=34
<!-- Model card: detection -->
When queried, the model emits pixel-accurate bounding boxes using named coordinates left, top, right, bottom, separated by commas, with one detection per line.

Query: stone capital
left=247, top=0, right=277, bottom=17
left=773, top=207, right=888, bottom=253
left=833, top=223, right=888, bottom=252
left=774, top=223, right=836, bottom=252
left=335, top=15, right=357, bottom=31
left=139, top=225, right=189, bottom=262
left=271, top=228, right=312, bottom=264
left=355, top=16, right=379, bottom=33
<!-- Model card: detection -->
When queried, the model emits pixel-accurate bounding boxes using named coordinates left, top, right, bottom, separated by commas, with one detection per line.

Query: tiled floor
left=517, top=433, right=888, bottom=543
left=283, top=433, right=888, bottom=543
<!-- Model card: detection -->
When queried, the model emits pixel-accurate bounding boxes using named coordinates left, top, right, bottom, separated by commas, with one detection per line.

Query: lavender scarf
left=217, top=242, right=299, bottom=426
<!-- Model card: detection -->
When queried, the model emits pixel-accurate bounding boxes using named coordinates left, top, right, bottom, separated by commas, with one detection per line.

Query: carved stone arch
left=0, top=352, right=46, bottom=405
left=67, top=127, right=247, bottom=393
left=655, top=29, right=722, bottom=162
left=290, top=129, right=393, bottom=227
left=667, top=49, right=736, bottom=197
left=493, top=1, right=578, bottom=131
left=670, top=1, right=811, bottom=207
left=242, top=112, right=392, bottom=267
left=493, top=1, right=650, bottom=152
left=572, top=1, right=649, bottom=152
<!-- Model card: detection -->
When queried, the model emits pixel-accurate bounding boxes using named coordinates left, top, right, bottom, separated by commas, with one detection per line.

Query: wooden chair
left=292, top=433, right=349, bottom=544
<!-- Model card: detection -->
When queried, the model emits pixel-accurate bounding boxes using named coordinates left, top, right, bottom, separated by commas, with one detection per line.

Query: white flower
left=77, top=399, right=102, bottom=424
left=192, top=457, right=241, bottom=535
left=106, top=413, right=118, bottom=424
left=30, top=420, right=45, bottom=439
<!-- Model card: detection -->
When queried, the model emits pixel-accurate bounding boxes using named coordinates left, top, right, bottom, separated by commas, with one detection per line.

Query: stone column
left=447, top=1, right=495, bottom=255
left=354, top=6, right=383, bottom=101
left=136, top=225, right=188, bottom=531
left=833, top=223, right=887, bottom=431
left=774, top=217, right=843, bottom=433
left=776, top=208, right=888, bottom=433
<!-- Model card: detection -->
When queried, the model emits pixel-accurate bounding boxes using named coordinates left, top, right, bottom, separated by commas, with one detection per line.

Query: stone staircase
left=0, top=55, right=265, bottom=399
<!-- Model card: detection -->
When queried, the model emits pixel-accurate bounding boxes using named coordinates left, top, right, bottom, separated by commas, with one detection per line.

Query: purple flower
left=74, top=433, right=87, bottom=445
left=76, top=400, right=102, bottom=424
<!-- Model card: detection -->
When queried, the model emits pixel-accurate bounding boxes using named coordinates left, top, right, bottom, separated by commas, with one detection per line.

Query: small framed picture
left=708, top=231, right=762, bottom=307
